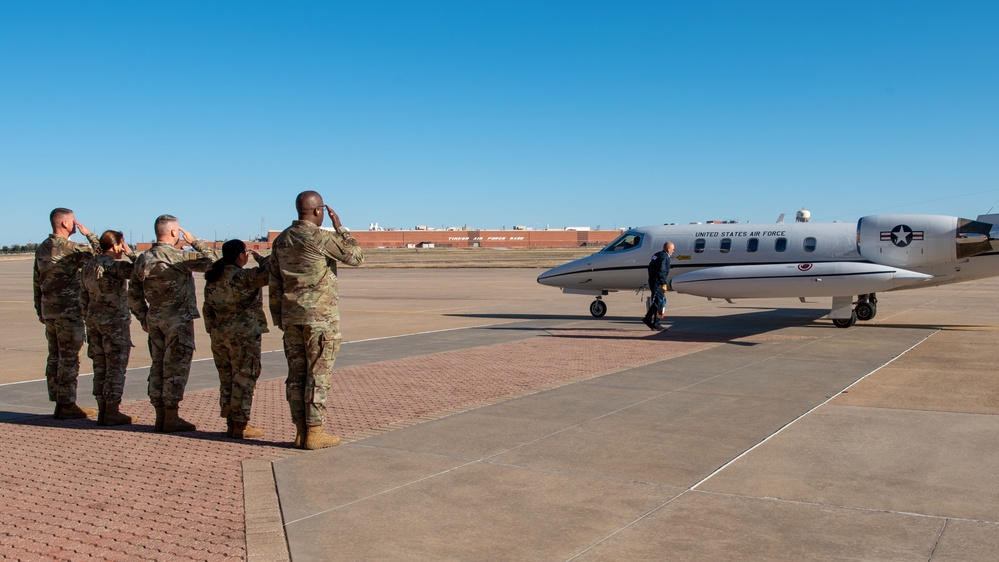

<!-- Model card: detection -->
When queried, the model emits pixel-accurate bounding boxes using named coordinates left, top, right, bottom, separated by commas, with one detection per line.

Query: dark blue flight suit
left=642, top=250, right=671, bottom=330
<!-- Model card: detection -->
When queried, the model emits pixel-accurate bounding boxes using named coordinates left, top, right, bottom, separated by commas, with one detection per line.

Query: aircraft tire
left=589, top=299, right=607, bottom=318
left=833, top=312, right=857, bottom=328
left=855, top=302, right=877, bottom=321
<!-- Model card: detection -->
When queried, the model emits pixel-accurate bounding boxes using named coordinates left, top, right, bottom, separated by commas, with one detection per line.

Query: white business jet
left=537, top=213, right=999, bottom=327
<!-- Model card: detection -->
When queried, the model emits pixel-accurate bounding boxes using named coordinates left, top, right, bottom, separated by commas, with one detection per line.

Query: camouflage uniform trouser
left=283, top=323, right=340, bottom=427
left=86, top=321, right=132, bottom=404
left=146, top=317, right=195, bottom=408
left=210, top=330, right=261, bottom=423
left=43, top=318, right=85, bottom=404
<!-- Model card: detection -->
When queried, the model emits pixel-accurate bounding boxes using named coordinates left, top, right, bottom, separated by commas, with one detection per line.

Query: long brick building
left=134, top=228, right=623, bottom=252
left=289, top=228, right=623, bottom=249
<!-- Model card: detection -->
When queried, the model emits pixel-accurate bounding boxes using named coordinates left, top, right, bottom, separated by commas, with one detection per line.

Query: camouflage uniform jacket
left=81, top=253, right=137, bottom=329
left=128, top=239, right=218, bottom=327
left=203, top=256, right=271, bottom=336
left=269, top=221, right=364, bottom=328
left=33, top=233, right=101, bottom=321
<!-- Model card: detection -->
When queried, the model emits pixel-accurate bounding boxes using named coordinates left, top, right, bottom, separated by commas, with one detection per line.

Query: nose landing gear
left=589, top=297, right=608, bottom=318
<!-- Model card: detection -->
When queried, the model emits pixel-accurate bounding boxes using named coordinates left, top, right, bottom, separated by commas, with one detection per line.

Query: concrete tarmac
left=1, top=258, right=998, bottom=560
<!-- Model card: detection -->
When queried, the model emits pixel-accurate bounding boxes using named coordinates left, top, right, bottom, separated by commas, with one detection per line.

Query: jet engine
left=856, top=214, right=994, bottom=268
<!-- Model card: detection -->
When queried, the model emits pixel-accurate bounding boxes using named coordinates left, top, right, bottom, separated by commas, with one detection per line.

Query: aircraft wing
left=670, top=262, right=932, bottom=299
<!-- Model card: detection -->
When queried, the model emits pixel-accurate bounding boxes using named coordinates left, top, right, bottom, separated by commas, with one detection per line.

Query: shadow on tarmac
left=0, top=414, right=294, bottom=447
left=447, top=307, right=832, bottom=343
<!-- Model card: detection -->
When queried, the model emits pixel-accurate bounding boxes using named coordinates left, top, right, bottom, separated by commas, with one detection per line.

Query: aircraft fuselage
left=537, top=214, right=999, bottom=325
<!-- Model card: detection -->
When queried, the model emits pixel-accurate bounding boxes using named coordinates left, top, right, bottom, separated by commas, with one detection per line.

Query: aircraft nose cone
left=537, top=261, right=572, bottom=286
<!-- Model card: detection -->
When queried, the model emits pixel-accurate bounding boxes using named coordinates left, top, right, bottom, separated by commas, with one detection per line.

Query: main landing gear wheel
left=589, top=298, right=607, bottom=318
left=855, top=301, right=877, bottom=321
left=833, top=312, right=857, bottom=328
left=855, top=293, right=878, bottom=321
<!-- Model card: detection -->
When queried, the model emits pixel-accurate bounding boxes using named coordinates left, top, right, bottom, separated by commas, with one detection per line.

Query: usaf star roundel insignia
left=891, top=224, right=923, bottom=248
left=881, top=224, right=925, bottom=248
left=891, top=225, right=914, bottom=247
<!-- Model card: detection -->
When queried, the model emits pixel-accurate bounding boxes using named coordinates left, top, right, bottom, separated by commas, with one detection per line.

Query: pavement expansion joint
left=692, top=489, right=999, bottom=526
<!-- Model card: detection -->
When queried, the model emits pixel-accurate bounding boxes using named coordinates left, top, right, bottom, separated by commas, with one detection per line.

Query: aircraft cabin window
left=603, top=233, right=642, bottom=253
left=775, top=237, right=788, bottom=252
left=803, top=237, right=817, bottom=252
left=747, top=238, right=759, bottom=252
left=694, top=238, right=706, bottom=253
left=720, top=238, right=732, bottom=253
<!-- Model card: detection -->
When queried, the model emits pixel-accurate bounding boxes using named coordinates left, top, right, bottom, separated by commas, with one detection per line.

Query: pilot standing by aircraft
left=642, top=241, right=674, bottom=331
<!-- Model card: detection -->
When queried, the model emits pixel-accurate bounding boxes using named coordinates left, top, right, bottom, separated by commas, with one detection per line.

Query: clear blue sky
left=2, top=1, right=997, bottom=245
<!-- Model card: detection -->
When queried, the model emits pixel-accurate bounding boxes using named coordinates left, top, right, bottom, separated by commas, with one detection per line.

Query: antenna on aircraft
left=776, top=213, right=785, bottom=223
left=796, top=208, right=811, bottom=223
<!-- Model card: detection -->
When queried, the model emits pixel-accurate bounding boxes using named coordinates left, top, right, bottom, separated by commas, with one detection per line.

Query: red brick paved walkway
left=1, top=329, right=720, bottom=561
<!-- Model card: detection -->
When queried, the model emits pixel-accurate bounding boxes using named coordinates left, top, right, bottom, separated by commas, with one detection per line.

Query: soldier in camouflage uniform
left=80, top=230, right=138, bottom=426
left=203, top=239, right=270, bottom=439
left=34, top=207, right=102, bottom=419
left=269, top=191, right=363, bottom=450
left=128, top=215, right=218, bottom=433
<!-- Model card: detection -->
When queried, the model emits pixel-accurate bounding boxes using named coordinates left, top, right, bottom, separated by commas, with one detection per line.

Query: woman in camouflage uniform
left=203, top=240, right=270, bottom=439
left=80, top=230, right=137, bottom=426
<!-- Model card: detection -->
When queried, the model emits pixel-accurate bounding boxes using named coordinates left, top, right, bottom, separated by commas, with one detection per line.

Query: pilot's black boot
left=642, top=307, right=657, bottom=329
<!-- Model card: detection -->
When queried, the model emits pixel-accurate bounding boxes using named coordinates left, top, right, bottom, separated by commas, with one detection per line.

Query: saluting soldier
left=80, top=230, right=138, bottom=426
left=34, top=207, right=102, bottom=419
left=128, top=214, right=218, bottom=433
left=269, top=191, right=363, bottom=449
left=203, top=239, right=270, bottom=439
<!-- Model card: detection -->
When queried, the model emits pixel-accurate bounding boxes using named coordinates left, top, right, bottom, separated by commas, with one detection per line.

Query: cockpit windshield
left=602, top=231, right=642, bottom=253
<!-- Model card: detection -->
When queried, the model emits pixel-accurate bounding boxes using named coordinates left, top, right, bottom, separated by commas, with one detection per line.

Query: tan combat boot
left=293, top=421, right=307, bottom=449
left=96, top=398, right=106, bottom=425
left=231, top=421, right=264, bottom=439
left=54, top=402, right=98, bottom=419
left=154, top=406, right=165, bottom=432
left=162, top=405, right=197, bottom=433
left=100, top=402, right=136, bottom=426
left=304, top=425, right=340, bottom=450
